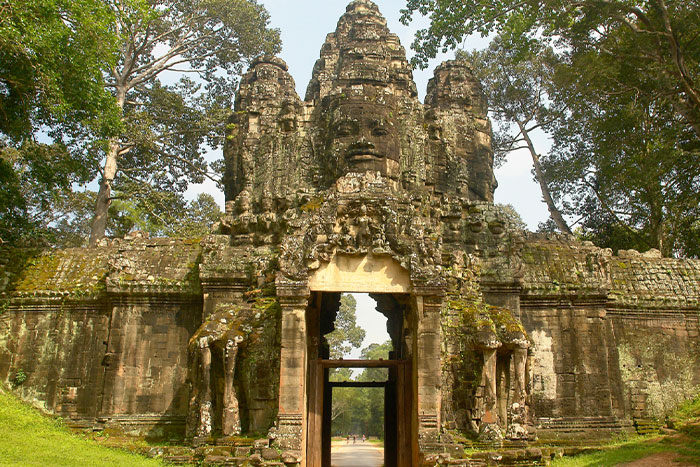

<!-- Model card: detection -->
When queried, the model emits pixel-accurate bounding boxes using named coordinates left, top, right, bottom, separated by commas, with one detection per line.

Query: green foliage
left=330, top=342, right=392, bottom=438
left=0, top=143, right=99, bottom=246
left=11, top=369, right=26, bottom=387
left=495, top=204, right=527, bottom=231
left=544, top=54, right=700, bottom=256
left=402, top=0, right=700, bottom=256
left=0, top=387, right=172, bottom=466
left=109, top=192, right=222, bottom=239
left=668, top=392, right=700, bottom=432
left=0, top=0, right=120, bottom=246
left=551, top=433, right=700, bottom=466
left=89, top=0, right=281, bottom=242
left=0, top=0, right=121, bottom=141
left=325, top=294, right=366, bottom=360
left=1, top=0, right=280, bottom=245
left=401, top=1, right=700, bottom=131
left=460, top=41, right=571, bottom=233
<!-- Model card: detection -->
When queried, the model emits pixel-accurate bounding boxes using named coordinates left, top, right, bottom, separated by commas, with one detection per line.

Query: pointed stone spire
left=304, top=0, right=417, bottom=102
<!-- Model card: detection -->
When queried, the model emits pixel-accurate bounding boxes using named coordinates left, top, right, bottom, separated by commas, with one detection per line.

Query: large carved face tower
left=223, top=0, right=495, bottom=204
left=213, top=2, right=515, bottom=465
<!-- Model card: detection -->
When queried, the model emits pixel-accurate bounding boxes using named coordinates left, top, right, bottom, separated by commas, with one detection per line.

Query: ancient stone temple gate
left=1, top=1, right=700, bottom=466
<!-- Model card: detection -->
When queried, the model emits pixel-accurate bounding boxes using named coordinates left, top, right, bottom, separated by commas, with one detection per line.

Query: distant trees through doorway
left=326, top=294, right=392, bottom=438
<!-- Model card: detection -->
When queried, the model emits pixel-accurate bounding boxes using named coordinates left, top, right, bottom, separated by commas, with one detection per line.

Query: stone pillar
left=513, top=347, right=528, bottom=408
left=480, top=347, right=503, bottom=443
left=506, top=346, right=531, bottom=440
left=271, top=283, right=309, bottom=459
left=496, top=353, right=511, bottom=427
left=222, top=337, right=242, bottom=436
left=414, top=291, right=443, bottom=449
left=197, top=345, right=213, bottom=438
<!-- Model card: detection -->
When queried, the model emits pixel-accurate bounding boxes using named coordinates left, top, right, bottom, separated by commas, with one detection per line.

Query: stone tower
left=213, top=1, right=530, bottom=463
left=222, top=0, right=495, bottom=206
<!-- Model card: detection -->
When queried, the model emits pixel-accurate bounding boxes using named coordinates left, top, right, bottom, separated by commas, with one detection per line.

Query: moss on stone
left=8, top=248, right=109, bottom=297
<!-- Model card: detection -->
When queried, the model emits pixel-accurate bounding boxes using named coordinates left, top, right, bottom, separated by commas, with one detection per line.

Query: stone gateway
left=1, top=1, right=699, bottom=466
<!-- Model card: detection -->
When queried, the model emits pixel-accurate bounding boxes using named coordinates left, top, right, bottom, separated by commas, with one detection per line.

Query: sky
left=187, top=0, right=552, bottom=231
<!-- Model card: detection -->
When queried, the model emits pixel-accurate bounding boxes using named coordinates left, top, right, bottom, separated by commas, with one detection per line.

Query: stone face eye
left=335, top=122, right=356, bottom=137
left=372, top=125, right=388, bottom=136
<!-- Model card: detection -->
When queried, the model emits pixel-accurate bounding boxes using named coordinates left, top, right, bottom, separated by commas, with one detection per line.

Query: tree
left=0, top=142, right=98, bottom=246
left=1, top=0, right=122, bottom=245
left=325, top=294, right=366, bottom=359
left=544, top=56, right=700, bottom=256
left=0, top=0, right=120, bottom=141
left=356, top=341, right=393, bottom=437
left=109, top=192, right=222, bottom=238
left=461, top=40, right=572, bottom=233
left=402, top=0, right=700, bottom=256
left=88, top=0, right=281, bottom=245
left=401, top=0, right=700, bottom=139
left=496, top=204, right=528, bottom=232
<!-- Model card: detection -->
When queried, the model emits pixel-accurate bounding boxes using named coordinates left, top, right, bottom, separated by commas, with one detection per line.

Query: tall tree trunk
left=517, top=121, right=573, bottom=235
left=89, top=86, right=126, bottom=246
left=89, top=140, right=120, bottom=246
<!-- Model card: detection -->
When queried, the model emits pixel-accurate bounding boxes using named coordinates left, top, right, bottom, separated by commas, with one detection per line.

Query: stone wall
left=519, top=236, right=700, bottom=437
left=0, top=240, right=204, bottom=437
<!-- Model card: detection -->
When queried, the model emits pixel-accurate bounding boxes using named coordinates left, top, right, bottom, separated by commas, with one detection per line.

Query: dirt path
left=331, top=440, right=384, bottom=467
left=619, top=451, right=695, bottom=466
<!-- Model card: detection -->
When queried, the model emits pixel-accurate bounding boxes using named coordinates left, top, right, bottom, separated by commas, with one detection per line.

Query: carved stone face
left=328, top=101, right=400, bottom=178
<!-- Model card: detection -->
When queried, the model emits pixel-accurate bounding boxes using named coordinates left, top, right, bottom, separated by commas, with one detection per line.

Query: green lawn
left=553, top=394, right=700, bottom=467
left=0, top=387, right=170, bottom=467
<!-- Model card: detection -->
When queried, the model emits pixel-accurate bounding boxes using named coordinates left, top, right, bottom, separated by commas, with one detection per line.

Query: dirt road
left=331, top=440, right=384, bottom=467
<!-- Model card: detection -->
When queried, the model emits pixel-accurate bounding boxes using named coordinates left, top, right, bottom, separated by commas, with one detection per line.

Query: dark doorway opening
left=306, top=292, right=413, bottom=467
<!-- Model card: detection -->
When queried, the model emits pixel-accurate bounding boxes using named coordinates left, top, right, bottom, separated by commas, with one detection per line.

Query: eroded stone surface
left=0, top=1, right=699, bottom=466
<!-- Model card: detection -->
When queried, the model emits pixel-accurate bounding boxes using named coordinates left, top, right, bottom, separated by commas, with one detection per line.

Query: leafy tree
left=461, top=41, right=571, bottom=233
left=109, top=192, right=222, bottom=238
left=325, top=294, right=366, bottom=360
left=0, top=0, right=120, bottom=141
left=88, top=0, right=281, bottom=245
left=0, top=0, right=121, bottom=245
left=400, top=0, right=700, bottom=139
left=0, top=142, right=97, bottom=246
left=544, top=59, right=700, bottom=256
left=496, top=204, right=528, bottom=232
left=402, top=1, right=700, bottom=255
left=356, top=341, right=393, bottom=438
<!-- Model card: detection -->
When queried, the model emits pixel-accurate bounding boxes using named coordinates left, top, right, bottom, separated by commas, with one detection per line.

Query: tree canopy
left=0, top=0, right=122, bottom=245
left=88, top=0, right=281, bottom=244
left=0, top=0, right=280, bottom=246
left=325, top=294, right=366, bottom=360
left=401, top=0, right=700, bottom=140
left=461, top=42, right=571, bottom=233
left=403, top=0, right=700, bottom=256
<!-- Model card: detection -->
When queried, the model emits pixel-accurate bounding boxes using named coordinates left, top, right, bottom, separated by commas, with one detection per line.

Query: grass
left=0, top=387, right=172, bottom=467
left=553, top=393, right=700, bottom=466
